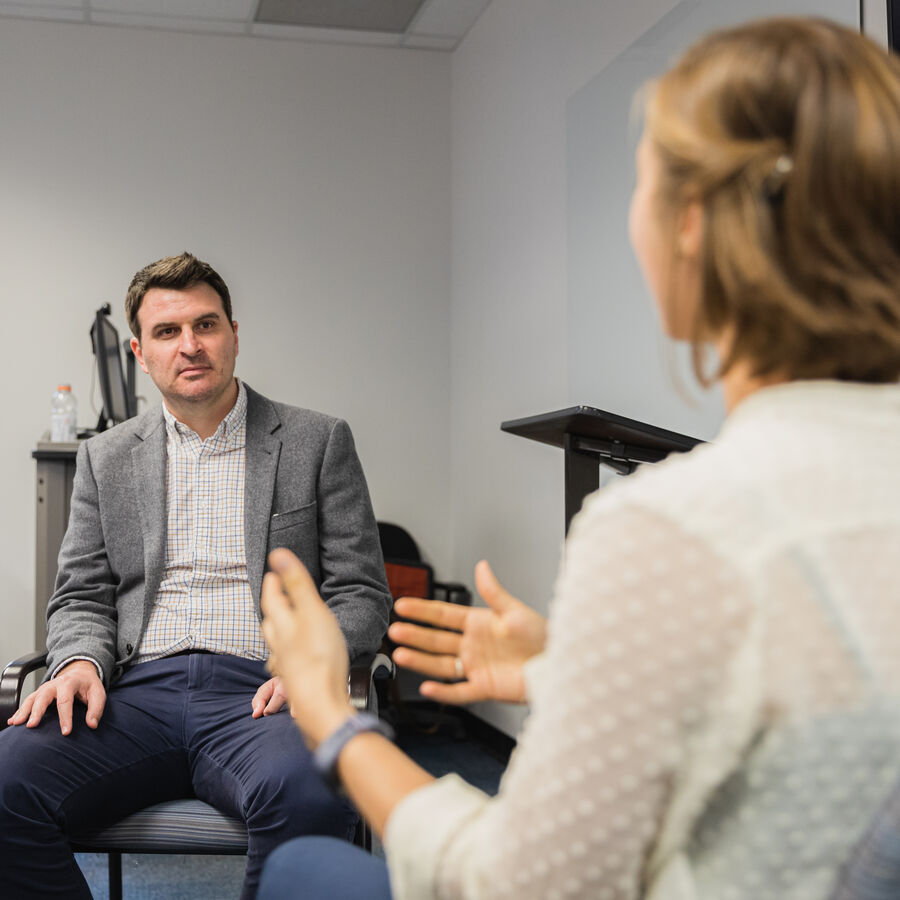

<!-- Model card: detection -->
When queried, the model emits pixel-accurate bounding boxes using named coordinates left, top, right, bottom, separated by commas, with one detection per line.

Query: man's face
left=131, top=282, right=239, bottom=413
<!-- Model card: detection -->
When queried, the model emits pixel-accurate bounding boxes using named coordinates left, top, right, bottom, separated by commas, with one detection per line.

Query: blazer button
left=126, top=643, right=133, bottom=655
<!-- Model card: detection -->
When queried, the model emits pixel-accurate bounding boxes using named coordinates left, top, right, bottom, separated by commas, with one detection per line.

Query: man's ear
left=130, top=337, right=150, bottom=375
left=232, top=321, right=239, bottom=358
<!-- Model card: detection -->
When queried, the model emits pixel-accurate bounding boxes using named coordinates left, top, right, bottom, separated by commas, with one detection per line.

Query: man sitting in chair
left=0, top=252, right=392, bottom=900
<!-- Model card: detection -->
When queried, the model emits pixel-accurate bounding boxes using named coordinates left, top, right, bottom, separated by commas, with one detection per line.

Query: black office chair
left=377, top=521, right=471, bottom=607
left=0, top=649, right=393, bottom=900
left=375, top=522, right=471, bottom=734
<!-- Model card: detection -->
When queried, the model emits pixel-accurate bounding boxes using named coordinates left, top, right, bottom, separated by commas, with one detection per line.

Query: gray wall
left=0, top=19, right=451, bottom=672
left=567, top=0, right=858, bottom=441
left=449, top=0, right=864, bottom=736
left=449, top=0, right=682, bottom=735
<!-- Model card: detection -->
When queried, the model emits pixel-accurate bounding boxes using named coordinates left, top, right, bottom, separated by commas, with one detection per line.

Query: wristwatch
left=313, top=713, right=395, bottom=791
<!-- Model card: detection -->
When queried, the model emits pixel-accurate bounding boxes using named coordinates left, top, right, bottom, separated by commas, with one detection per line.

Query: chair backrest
left=378, top=521, right=433, bottom=600
left=383, top=560, right=433, bottom=601
left=377, top=522, right=422, bottom=562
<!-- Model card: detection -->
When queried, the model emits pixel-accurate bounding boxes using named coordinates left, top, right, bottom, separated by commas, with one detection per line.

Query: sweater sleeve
left=383, top=498, right=753, bottom=900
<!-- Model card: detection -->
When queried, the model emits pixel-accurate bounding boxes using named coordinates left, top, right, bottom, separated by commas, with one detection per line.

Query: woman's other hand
left=389, top=560, right=547, bottom=705
left=260, top=548, right=355, bottom=748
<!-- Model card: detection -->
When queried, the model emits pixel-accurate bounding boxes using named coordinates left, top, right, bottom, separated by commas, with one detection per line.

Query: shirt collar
left=162, top=379, right=247, bottom=446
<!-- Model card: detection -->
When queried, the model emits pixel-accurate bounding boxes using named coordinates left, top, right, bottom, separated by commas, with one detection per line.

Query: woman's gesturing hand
left=389, top=560, right=547, bottom=705
left=260, top=548, right=356, bottom=748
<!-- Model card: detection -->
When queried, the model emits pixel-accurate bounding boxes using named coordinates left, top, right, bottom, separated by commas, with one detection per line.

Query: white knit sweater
left=384, top=380, right=900, bottom=900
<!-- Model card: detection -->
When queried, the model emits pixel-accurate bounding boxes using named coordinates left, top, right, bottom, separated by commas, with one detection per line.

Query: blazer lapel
left=132, top=409, right=167, bottom=618
left=244, top=386, right=282, bottom=606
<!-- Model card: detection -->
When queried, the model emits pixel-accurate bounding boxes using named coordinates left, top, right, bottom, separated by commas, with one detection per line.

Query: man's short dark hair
left=126, top=252, right=232, bottom=339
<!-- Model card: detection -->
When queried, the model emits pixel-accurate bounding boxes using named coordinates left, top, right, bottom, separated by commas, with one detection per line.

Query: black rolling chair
left=376, top=522, right=471, bottom=733
left=377, top=521, right=471, bottom=607
left=0, top=649, right=393, bottom=900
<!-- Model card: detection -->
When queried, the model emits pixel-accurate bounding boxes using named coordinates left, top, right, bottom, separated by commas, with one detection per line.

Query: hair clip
left=763, top=154, right=794, bottom=202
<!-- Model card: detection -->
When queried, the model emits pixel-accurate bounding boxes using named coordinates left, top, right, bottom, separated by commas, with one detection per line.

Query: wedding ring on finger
left=453, top=657, right=464, bottom=680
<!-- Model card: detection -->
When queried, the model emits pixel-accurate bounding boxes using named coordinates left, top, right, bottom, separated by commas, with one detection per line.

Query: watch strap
left=313, top=712, right=395, bottom=791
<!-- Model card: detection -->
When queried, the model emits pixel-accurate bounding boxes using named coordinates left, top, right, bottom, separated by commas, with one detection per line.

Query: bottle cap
left=57, top=384, right=71, bottom=391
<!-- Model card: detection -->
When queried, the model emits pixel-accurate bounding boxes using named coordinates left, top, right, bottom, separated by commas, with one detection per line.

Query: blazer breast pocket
left=268, top=502, right=319, bottom=578
left=270, top=502, right=317, bottom=532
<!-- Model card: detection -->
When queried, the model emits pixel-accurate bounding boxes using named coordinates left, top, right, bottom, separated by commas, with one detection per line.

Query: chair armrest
left=348, top=652, right=395, bottom=714
left=0, top=650, right=48, bottom=727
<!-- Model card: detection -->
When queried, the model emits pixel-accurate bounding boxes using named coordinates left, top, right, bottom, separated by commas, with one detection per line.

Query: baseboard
left=390, top=699, right=516, bottom=764
left=456, top=707, right=516, bottom=763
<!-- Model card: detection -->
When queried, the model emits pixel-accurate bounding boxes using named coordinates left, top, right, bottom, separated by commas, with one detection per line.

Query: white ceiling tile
left=0, top=0, right=481, bottom=50
left=0, top=3, right=85, bottom=21
left=91, top=10, right=248, bottom=32
left=89, top=0, right=255, bottom=20
left=0, top=0, right=83, bottom=8
left=408, top=0, right=491, bottom=37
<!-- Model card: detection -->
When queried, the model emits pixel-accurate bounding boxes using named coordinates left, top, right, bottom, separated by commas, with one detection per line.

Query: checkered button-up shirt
left=134, top=380, right=268, bottom=663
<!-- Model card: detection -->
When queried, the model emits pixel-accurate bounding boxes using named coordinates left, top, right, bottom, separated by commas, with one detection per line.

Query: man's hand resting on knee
left=6, top=659, right=106, bottom=735
left=251, top=676, right=292, bottom=718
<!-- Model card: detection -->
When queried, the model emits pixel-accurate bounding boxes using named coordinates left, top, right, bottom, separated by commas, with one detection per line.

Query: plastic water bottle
left=50, top=384, right=78, bottom=442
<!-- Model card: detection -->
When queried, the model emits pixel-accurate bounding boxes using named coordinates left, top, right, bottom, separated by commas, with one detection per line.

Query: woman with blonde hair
left=259, top=17, right=900, bottom=900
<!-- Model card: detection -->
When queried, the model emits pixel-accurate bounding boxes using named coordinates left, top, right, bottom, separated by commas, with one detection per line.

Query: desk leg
left=564, top=434, right=599, bottom=535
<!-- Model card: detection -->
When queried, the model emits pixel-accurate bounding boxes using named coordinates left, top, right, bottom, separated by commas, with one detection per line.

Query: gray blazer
left=45, top=384, right=392, bottom=686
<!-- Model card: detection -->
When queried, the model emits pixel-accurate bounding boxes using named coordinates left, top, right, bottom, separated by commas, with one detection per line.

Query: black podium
left=501, top=406, right=703, bottom=534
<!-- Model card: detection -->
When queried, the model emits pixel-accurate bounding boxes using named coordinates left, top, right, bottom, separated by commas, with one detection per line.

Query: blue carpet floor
left=75, top=726, right=508, bottom=899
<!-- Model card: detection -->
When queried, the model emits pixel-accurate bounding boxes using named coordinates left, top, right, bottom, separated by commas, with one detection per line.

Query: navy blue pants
left=259, top=836, right=393, bottom=899
left=0, top=653, right=357, bottom=899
